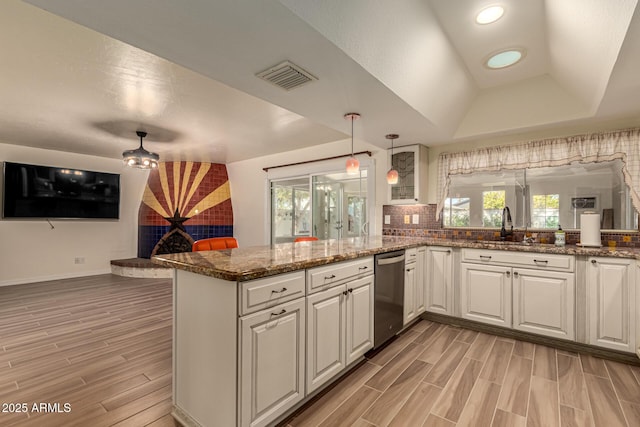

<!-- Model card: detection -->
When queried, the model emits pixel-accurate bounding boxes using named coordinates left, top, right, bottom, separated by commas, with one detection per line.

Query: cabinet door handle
left=343, top=290, right=349, bottom=296
left=325, top=274, right=336, bottom=280
left=591, top=259, right=597, bottom=264
left=506, top=271, right=511, bottom=277
left=359, top=266, right=368, bottom=270
left=446, top=249, right=451, bottom=254
left=270, top=309, right=286, bottom=317
left=271, top=287, right=287, bottom=294
left=479, top=255, right=492, bottom=260
left=348, top=288, right=353, bottom=293
left=514, top=271, right=519, bottom=277
left=534, top=259, right=548, bottom=265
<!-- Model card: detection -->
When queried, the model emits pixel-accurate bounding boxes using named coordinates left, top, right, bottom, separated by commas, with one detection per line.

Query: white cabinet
left=387, top=144, right=429, bottom=204
left=239, top=298, right=306, bottom=427
left=416, top=246, right=427, bottom=316
left=460, top=250, right=575, bottom=341
left=587, top=257, right=636, bottom=353
left=306, top=275, right=373, bottom=394
left=404, top=258, right=417, bottom=325
left=426, top=246, right=453, bottom=315
left=460, top=263, right=511, bottom=327
left=513, top=268, right=575, bottom=340
left=403, top=247, right=428, bottom=325
left=345, top=276, right=375, bottom=364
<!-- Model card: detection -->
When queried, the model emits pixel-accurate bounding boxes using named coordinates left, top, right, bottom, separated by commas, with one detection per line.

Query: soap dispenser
left=555, top=225, right=565, bottom=247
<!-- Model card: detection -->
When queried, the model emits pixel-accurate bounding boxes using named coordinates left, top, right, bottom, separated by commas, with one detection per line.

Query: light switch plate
left=384, top=215, right=391, bottom=225
left=404, top=215, right=410, bottom=224
left=412, top=214, right=419, bottom=224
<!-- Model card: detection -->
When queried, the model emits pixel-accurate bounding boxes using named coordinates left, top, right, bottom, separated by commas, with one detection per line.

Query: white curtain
left=437, top=128, right=640, bottom=219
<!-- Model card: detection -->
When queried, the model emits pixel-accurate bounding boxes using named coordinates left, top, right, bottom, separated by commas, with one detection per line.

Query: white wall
left=227, top=138, right=387, bottom=247
left=0, top=142, right=148, bottom=285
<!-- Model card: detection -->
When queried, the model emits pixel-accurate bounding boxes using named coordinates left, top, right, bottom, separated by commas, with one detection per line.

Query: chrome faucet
left=500, top=206, right=513, bottom=240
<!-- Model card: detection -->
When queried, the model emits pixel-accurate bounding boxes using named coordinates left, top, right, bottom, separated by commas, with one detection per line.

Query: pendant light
left=386, top=133, right=399, bottom=184
left=123, top=131, right=159, bottom=169
left=344, top=112, right=360, bottom=174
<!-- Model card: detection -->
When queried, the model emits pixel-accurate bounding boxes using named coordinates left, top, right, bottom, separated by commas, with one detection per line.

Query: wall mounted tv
left=2, top=161, right=120, bottom=219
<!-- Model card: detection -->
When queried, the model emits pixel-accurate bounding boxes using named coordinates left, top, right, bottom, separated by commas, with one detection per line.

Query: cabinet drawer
left=405, top=248, right=418, bottom=264
left=307, top=257, right=374, bottom=294
left=239, top=271, right=305, bottom=315
left=462, top=249, right=574, bottom=272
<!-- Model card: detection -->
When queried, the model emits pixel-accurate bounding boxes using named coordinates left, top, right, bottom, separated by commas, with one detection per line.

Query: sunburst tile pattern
left=138, top=162, right=233, bottom=258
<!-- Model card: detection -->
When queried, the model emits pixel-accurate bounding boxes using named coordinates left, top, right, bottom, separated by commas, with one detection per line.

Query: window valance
left=437, top=128, right=640, bottom=219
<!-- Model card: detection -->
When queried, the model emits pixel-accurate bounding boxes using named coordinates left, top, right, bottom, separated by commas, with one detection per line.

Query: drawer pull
left=514, top=271, right=519, bottom=277
left=506, top=271, right=511, bottom=277
left=479, top=255, right=492, bottom=260
left=325, top=274, right=336, bottom=280
left=271, top=287, right=287, bottom=294
left=446, top=249, right=451, bottom=254
left=591, top=259, right=597, bottom=264
left=359, top=266, right=368, bottom=270
left=534, top=259, right=548, bottom=264
left=270, top=309, right=286, bottom=317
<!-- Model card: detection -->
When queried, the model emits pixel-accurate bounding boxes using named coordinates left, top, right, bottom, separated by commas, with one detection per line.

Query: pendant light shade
left=123, top=131, right=159, bottom=169
left=344, top=113, right=360, bottom=174
left=386, top=133, right=399, bottom=184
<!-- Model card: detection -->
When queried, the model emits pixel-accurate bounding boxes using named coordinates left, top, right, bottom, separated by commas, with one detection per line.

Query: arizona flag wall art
left=137, top=162, right=233, bottom=258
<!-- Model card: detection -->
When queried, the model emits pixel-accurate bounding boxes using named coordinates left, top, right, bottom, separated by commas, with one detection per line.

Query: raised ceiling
left=4, top=0, right=640, bottom=163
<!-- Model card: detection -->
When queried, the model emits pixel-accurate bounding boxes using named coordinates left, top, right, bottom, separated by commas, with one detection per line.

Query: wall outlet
left=412, top=214, right=419, bottom=224
left=74, top=257, right=85, bottom=264
left=384, top=215, right=391, bottom=225
left=404, top=215, right=410, bottom=224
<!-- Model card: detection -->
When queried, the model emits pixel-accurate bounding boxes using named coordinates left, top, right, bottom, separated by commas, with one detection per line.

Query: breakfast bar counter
left=152, top=235, right=640, bottom=281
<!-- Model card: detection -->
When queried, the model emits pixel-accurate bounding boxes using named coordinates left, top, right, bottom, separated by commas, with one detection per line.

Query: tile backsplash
left=382, top=204, right=640, bottom=248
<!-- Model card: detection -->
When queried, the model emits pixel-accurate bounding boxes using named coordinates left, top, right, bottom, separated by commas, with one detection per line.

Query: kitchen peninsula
left=153, top=236, right=640, bottom=427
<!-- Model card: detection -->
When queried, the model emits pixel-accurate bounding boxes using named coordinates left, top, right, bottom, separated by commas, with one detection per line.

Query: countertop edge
left=152, top=238, right=640, bottom=282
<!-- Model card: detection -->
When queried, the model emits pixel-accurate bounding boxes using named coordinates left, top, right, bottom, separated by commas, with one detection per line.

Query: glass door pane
left=270, top=178, right=310, bottom=244
left=312, top=171, right=368, bottom=240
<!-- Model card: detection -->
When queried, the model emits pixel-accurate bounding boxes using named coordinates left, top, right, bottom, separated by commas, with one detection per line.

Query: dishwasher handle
left=377, top=254, right=405, bottom=266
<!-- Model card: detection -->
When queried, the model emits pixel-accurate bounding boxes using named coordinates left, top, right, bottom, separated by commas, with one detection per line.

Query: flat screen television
left=2, top=161, right=120, bottom=219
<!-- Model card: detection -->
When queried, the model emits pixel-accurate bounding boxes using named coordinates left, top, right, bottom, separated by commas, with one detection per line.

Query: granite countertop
left=152, top=235, right=640, bottom=282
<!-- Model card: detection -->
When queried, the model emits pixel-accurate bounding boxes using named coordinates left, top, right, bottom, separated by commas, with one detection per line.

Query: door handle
left=271, top=287, right=287, bottom=294
left=506, top=271, right=511, bottom=277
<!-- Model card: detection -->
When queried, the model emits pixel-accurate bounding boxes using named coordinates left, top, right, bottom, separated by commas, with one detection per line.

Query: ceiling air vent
left=256, top=61, right=317, bottom=91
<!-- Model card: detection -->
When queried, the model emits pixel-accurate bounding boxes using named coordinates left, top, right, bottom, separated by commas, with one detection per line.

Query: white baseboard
left=0, top=268, right=112, bottom=287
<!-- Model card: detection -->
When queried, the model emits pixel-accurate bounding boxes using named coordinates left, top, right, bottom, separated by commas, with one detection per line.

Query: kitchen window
left=443, top=197, right=470, bottom=227
left=483, top=190, right=505, bottom=227
left=532, top=194, right=559, bottom=228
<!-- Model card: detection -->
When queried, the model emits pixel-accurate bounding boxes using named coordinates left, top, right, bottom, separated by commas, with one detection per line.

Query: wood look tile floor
left=2, top=275, right=640, bottom=427
left=283, top=321, right=640, bottom=427
left=0, top=274, right=177, bottom=427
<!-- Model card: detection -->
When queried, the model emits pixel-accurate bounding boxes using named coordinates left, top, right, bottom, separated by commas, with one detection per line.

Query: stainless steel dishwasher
left=374, top=250, right=405, bottom=348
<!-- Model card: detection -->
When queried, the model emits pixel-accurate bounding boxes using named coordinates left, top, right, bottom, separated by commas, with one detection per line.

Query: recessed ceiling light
left=476, top=5, right=504, bottom=24
left=485, top=49, right=525, bottom=69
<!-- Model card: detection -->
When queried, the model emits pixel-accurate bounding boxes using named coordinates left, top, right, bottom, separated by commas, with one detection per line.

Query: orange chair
left=294, top=236, right=318, bottom=242
left=192, top=237, right=239, bottom=251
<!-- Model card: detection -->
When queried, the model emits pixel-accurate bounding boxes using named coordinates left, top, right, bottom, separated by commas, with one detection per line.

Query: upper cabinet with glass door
left=387, top=144, right=429, bottom=204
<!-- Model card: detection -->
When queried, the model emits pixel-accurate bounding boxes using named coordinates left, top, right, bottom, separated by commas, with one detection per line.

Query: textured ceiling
left=3, top=0, right=640, bottom=163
